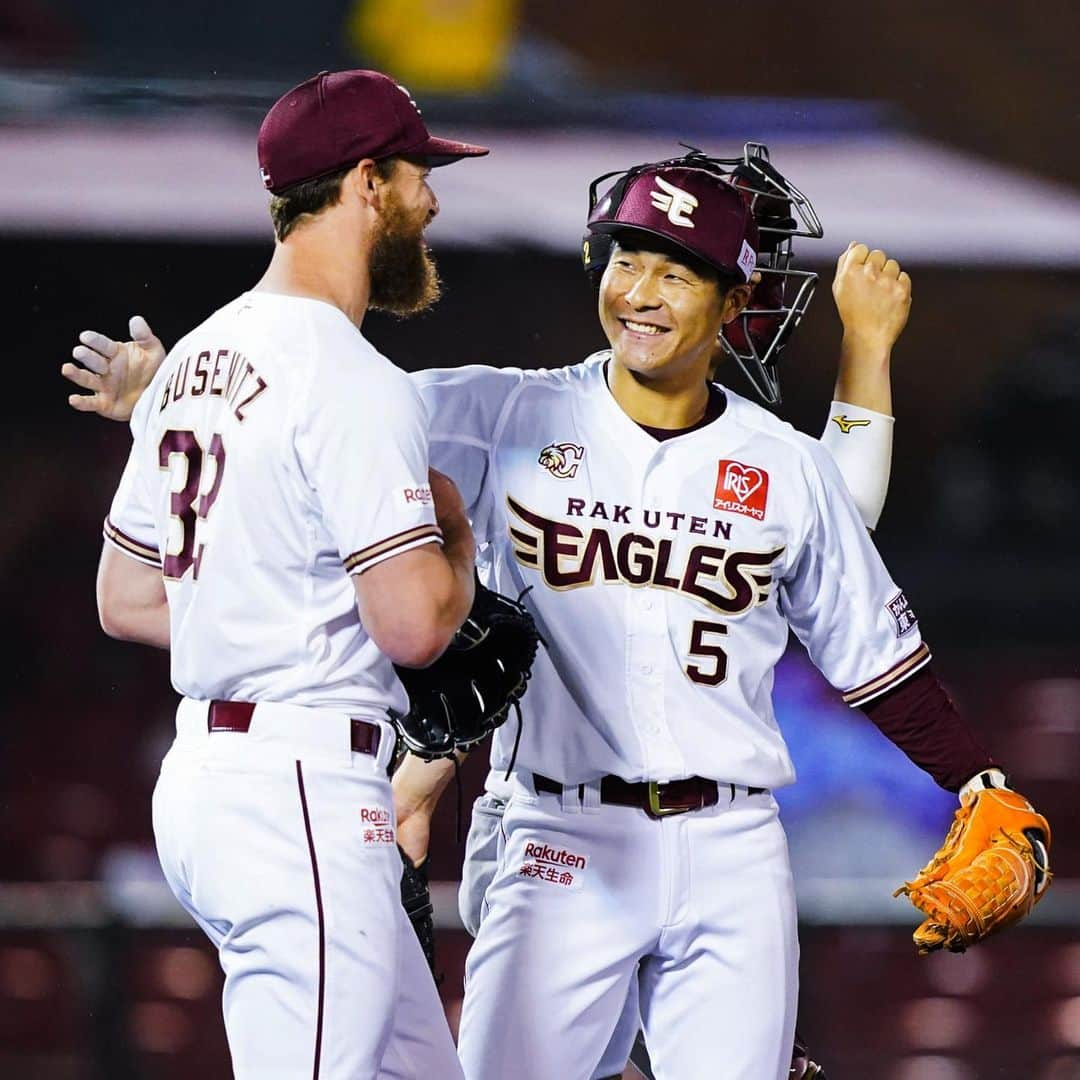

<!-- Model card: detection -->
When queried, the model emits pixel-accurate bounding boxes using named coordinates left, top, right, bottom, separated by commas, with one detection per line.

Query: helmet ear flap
left=582, top=231, right=613, bottom=286
left=582, top=166, right=645, bottom=288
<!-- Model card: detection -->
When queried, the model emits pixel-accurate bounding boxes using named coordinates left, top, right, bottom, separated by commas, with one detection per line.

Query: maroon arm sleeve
left=861, top=667, right=996, bottom=792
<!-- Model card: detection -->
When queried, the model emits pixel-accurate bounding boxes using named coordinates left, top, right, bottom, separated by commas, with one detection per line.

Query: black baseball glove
left=398, top=845, right=438, bottom=979
left=791, top=1030, right=827, bottom=1079
left=389, top=579, right=541, bottom=760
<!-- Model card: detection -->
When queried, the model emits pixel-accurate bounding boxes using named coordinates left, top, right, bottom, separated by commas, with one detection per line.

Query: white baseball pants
left=153, top=698, right=462, bottom=1080
left=457, top=778, right=798, bottom=1080
left=459, top=789, right=641, bottom=1079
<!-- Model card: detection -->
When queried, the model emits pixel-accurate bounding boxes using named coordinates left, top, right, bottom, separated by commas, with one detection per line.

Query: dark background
left=2, top=1, right=1079, bottom=1078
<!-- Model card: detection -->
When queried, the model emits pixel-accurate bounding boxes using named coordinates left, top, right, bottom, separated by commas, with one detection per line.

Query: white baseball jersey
left=105, top=292, right=441, bottom=712
left=417, top=353, right=929, bottom=789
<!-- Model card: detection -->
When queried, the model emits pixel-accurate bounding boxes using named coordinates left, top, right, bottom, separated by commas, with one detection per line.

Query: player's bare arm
left=393, top=751, right=463, bottom=865
left=354, top=469, right=475, bottom=668
left=63, top=316, right=166, bottom=420
left=818, top=242, right=910, bottom=529
left=831, top=241, right=912, bottom=415
left=96, top=543, right=170, bottom=649
left=428, top=466, right=477, bottom=619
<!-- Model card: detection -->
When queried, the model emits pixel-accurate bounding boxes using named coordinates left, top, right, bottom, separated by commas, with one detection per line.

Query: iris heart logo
left=714, top=460, right=769, bottom=520
left=723, top=463, right=764, bottom=503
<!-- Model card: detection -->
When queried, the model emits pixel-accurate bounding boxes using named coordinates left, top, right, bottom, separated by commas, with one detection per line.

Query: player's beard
left=369, top=193, right=442, bottom=317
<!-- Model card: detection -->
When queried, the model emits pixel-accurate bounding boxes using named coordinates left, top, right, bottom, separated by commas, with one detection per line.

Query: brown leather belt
left=208, top=700, right=381, bottom=757
left=533, top=772, right=765, bottom=819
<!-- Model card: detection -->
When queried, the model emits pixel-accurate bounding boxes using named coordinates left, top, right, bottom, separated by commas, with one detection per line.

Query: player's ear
left=720, top=282, right=753, bottom=325
left=348, top=159, right=382, bottom=210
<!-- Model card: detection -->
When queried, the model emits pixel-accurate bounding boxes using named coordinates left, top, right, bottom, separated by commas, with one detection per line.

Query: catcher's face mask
left=584, top=143, right=823, bottom=405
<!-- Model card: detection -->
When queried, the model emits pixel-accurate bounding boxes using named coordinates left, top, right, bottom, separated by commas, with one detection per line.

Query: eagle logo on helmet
left=649, top=176, right=698, bottom=228
left=538, top=442, right=585, bottom=480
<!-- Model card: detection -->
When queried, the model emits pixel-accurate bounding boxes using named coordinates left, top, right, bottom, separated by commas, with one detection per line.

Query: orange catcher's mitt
left=895, top=776, right=1051, bottom=954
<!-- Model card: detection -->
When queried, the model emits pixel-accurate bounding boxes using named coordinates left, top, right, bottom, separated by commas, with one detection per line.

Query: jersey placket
left=628, top=450, right=685, bottom=781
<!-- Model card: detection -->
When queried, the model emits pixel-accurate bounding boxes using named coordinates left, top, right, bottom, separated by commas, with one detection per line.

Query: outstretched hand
left=62, top=315, right=167, bottom=422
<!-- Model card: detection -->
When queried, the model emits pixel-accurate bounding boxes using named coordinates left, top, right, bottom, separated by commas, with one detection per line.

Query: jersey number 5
left=159, top=430, right=226, bottom=580
left=686, top=619, right=728, bottom=686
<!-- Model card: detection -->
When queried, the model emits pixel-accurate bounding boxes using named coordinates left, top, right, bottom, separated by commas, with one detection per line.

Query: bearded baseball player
left=68, top=152, right=1052, bottom=1079
left=85, top=69, right=492, bottom=1077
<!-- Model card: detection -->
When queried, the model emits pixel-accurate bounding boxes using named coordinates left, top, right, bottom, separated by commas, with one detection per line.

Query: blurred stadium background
left=3, top=1, right=1080, bottom=1077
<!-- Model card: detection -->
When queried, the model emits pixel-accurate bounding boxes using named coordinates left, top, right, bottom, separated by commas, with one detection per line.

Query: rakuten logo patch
left=517, top=840, right=587, bottom=889
left=399, top=484, right=433, bottom=507
left=359, top=806, right=394, bottom=846
left=523, top=842, right=586, bottom=869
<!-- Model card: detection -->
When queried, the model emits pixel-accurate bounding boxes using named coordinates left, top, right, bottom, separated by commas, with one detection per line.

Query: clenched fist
left=833, top=242, right=912, bottom=354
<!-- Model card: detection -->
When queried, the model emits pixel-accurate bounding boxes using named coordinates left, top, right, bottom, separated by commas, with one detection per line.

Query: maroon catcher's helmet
left=583, top=143, right=823, bottom=405
left=587, top=164, right=759, bottom=282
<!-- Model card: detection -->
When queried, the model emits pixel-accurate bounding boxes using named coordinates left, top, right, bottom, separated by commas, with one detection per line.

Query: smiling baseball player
left=394, top=155, right=1049, bottom=1080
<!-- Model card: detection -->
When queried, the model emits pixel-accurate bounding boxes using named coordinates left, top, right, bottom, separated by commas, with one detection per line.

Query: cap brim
left=590, top=222, right=749, bottom=281
left=413, top=135, right=489, bottom=166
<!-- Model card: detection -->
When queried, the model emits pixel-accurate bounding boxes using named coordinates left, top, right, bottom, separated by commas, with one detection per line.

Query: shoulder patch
left=886, top=591, right=918, bottom=636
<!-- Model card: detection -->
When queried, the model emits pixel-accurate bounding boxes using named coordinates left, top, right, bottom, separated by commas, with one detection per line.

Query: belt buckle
left=647, top=780, right=685, bottom=818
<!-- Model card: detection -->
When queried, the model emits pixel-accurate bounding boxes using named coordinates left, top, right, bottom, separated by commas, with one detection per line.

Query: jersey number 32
left=159, top=430, right=226, bottom=580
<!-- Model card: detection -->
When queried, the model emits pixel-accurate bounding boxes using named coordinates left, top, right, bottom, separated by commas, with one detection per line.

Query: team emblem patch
left=359, top=807, right=395, bottom=846
left=737, top=239, right=756, bottom=280
left=713, top=460, right=769, bottom=521
left=649, top=176, right=698, bottom=228
left=538, top=442, right=585, bottom=480
left=516, top=841, right=587, bottom=890
left=886, top=591, right=919, bottom=637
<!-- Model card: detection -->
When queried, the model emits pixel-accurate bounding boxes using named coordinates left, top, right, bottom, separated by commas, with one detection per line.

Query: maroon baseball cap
left=257, top=69, right=489, bottom=194
left=588, top=166, right=759, bottom=282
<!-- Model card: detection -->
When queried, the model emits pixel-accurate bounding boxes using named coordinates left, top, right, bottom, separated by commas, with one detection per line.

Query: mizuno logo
left=650, top=176, right=698, bottom=228
left=831, top=414, right=872, bottom=434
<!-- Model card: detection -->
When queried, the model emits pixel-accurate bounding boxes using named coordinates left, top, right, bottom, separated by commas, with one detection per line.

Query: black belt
left=207, top=700, right=382, bottom=756
left=533, top=772, right=766, bottom=819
